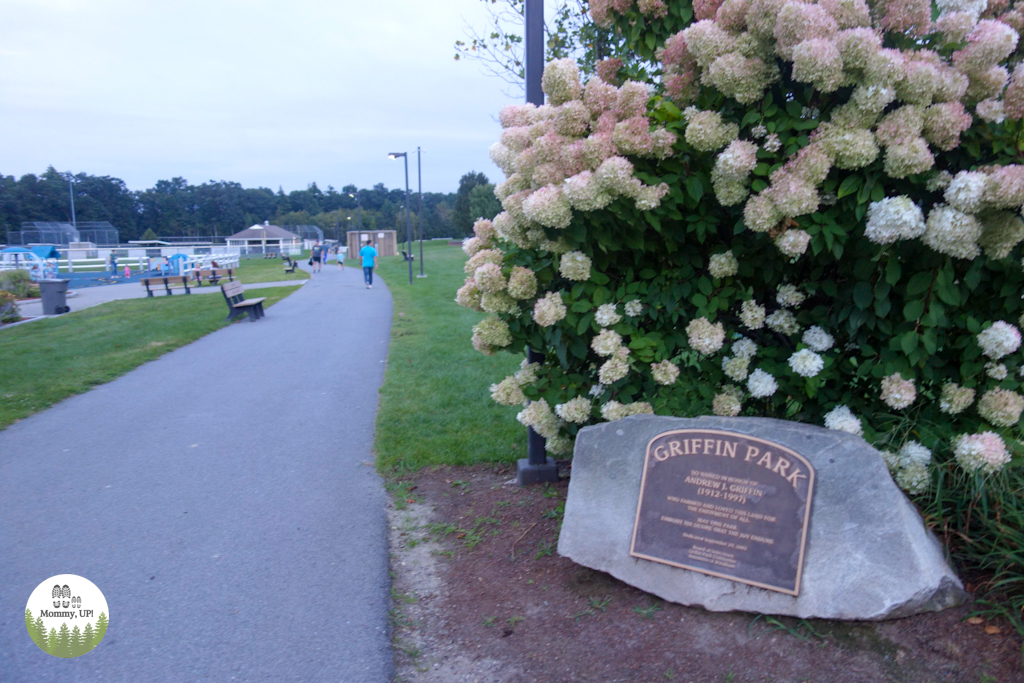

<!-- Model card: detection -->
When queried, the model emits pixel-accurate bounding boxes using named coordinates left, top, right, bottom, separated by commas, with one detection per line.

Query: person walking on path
left=360, top=242, right=378, bottom=288
left=311, top=241, right=323, bottom=273
left=337, top=246, right=345, bottom=271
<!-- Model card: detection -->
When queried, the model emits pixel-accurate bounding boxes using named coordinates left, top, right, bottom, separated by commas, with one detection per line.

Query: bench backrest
left=222, top=280, right=244, bottom=299
left=142, top=276, right=187, bottom=285
left=212, top=268, right=232, bottom=276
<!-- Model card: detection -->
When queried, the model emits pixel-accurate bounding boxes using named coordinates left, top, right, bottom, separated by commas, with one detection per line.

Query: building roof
left=228, top=224, right=300, bottom=240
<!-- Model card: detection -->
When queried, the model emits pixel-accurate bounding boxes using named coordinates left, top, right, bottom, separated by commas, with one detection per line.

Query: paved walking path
left=0, top=264, right=394, bottom=681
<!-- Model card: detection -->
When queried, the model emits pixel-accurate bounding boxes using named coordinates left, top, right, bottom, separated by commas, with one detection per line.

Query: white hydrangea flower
left=595, top=303, right=622, bottom=327
left=986, top=362, right=1008, bottom=380
left=776, top=229, right=811, bottom=258
left=598, top=357, right=630, bottom=384
left=708, top=251, right=739, bottom=278
left=555, top=396, right=593, bottom=424
left=651, top=360, right=680, bottom=385
left=824, top=405, right=863, bottom=436
left=939, top=383, right=975, bottom=414
left=747, top=369, right=778, bottom=398
left=739, top=300, right=766, bottom=330
left=722, top=355, right=751, bottom=381
left=978, top=388, right=1024, bottom=427
left=600, top=400, right=653, bottom=421
left=864, top=196, right=926, bottom=244
left=490, top=376, right=526, bottom=406
left=545, top=434, right=573, bottom=455
left=953, top=431, right=1011, bottom=474
left=880, top=372, right=916, bottom=410
left=895, top=461, right=930, bottom=494
left=802, top=326, right=835, bottom=352
left=766, top=309, right=801, bottom=336
left=516, top=399, right=562, bottom=439
left=977, top=321, right=1022, bottom=360
left=532, top=291, right=567, bottom=327
left=732, top=338, right=758, bottom=358
left=559, top=251, right=592, bottom=281
left=788, top=349, right=825, bottom=378
left=776, top=284, right=806, bottom=308
left=624, top=300, right=644, bottom=317
left=591, top=328, right=623, bottom=357
left=944, top=171, right=988, bottom=214
left=899, top=441, right=933, bottom=467
left=474, top=262, right=507, bottom=293
left=686, top=317, right=726, bottom=355
left=923, top=204, right=982, bottom=260
left=712, top=391, right=743, bottom=416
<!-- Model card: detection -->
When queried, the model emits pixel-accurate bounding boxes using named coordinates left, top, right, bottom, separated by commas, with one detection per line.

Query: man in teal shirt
left=360, top=242, right=378, bottom=289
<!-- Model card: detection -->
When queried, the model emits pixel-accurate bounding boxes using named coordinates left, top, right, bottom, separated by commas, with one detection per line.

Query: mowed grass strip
left=373, top=242, right=523, bottom=472
left=0, top=285, right=301, bottom=430
left=235, top=253, right=311, bottom=284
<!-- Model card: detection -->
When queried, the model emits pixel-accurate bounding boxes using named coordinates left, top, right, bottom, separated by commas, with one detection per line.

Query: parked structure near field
left=346, top=230, right=397, bottom=258
left=226, top=222, right=303, bottom=255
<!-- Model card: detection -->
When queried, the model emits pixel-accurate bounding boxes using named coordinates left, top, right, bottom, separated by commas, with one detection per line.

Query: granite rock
left=558, top=415, right=966, bottom=620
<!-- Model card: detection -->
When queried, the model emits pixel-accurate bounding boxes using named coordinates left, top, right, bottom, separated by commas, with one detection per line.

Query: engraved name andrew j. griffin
left=630, top=429, right=816, bottom=596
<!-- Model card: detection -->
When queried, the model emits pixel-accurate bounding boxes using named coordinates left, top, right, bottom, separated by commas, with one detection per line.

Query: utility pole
left=517, top=0, right=559, bottom=486
left=417, top=147, right=426, bottom=277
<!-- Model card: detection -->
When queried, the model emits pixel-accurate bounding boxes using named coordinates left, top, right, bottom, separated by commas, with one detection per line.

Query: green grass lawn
left=0, top=285, right=300, bottom=430
left=373, top=242, right=524, bottom=473
left=235, top=253, right=311, bottom=284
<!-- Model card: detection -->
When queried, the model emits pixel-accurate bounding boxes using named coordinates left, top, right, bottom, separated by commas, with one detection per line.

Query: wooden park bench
left=195, top=268, right=235, bottom=286
left=221, top=280, right=266, bottom=322
left=141, top=275, right=191, bottom=297
left=401, top=250, right=416, bottom=262
left=283, top=259, right=297, bottom=274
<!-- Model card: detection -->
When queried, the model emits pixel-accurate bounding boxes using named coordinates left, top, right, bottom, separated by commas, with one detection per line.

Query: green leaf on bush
left=853, top=281, right=873, bottom=310
left=901, top=332, right=919, bottom=355
left=686, top=176, right=704, bottom=201
left=885, top=258, right=901, bottom=285
left=837, top=175, right=861, bottom=199
left=906, top=271, right=933, bottom=296
left=904, top=299, right=925, bottom=321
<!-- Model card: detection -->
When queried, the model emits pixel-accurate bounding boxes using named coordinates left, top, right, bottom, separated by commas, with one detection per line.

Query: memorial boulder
left=558, top=415, right=966, bottom=620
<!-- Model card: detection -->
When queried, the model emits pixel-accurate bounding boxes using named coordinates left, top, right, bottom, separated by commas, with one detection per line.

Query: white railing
left=0, top=252, right=241, bottom=279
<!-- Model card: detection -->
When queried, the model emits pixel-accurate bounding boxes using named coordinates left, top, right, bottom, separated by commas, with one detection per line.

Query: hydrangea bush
left=458, top=0, right=1024, bottom=503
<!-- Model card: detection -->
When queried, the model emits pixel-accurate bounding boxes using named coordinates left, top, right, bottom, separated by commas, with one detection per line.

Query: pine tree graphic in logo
left=26, top=575, right=109, bottom=658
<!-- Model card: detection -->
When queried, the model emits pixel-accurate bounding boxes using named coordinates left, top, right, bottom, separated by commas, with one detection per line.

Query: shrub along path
left=0, top=263, right=394, bottom=682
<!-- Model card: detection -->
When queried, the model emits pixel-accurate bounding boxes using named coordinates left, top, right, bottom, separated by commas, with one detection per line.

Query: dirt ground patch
left=387, top=463, right=1022, bottom=683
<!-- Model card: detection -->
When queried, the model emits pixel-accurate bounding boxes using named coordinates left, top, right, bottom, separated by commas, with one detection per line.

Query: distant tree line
left=0, top=167, right=502, bottom=243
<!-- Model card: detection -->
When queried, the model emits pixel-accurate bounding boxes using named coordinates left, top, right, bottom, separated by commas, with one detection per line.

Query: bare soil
left=387, top=463, right=1023, bottom=683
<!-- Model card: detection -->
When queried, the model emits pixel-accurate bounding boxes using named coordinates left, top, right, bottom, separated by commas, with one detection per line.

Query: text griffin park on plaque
left=630, top=429, right=816, bottom=596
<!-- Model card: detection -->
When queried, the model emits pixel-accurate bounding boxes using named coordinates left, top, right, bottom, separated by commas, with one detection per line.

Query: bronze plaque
left=630, top=429, right=815, bottom=596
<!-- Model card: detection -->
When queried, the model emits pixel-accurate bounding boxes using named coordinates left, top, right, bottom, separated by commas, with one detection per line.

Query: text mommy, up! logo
left=24, top=574, right=109, bottom=658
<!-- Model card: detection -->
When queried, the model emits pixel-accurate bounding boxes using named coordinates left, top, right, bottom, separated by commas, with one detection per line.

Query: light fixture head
left=388, top=152, right=406, bottom=159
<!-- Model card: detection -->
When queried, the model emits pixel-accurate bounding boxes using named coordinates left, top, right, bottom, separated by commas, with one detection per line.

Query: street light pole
left=68, top=178, right=77, bottom=231
left=518, top=0, right=559, bottom=486
left=417, top=146, right=426, bottom=278
left=389, top=152, right=413, bottom=285
left=349, top=192, right=363, bottom=260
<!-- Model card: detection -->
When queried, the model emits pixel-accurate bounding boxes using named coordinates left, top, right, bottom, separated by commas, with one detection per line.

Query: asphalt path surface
left=0, top=264, right=394, bottom=681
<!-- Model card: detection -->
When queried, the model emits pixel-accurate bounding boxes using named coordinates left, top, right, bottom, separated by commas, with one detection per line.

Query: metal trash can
left=38, top=279, right=71, bottom=315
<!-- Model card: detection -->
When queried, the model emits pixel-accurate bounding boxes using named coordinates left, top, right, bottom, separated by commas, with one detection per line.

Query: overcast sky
left=0, top=0, right=523, bottom=194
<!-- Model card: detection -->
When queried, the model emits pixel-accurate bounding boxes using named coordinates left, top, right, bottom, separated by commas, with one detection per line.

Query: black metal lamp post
left=517, top=0, right=559, bottom=487
left=388, top=152, right=414, bottom=286
left=417, top=146, right=426, bottom=278
left=348, top=192, right=363, bottom=259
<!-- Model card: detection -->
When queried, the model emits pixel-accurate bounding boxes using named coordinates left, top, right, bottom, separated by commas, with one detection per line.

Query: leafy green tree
left=95, top=612, right=108, bottom=646
left=70, top=625, right=83, bottom=657
left=25, top=609, right=40, bottom=648
left=56, top=623, right=71, bottom=658
left=33, top=614, right=46, bottom=650
left=453, top=172, right=491, bottom=236
left=140, top=228, right=158, bottom=241
left=469, top=184, right=501, bottom=223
